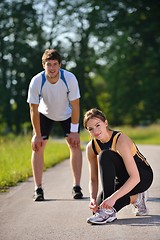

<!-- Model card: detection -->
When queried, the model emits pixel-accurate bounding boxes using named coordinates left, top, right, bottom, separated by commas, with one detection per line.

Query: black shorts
left=39, top=113, right=71, bottom=139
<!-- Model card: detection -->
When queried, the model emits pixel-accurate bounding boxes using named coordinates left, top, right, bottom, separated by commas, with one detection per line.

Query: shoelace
left=95, top=209, right=113, bottom=218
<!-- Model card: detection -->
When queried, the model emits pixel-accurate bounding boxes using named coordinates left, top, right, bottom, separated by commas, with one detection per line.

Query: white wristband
left=70, top=123, right=79, bottom=132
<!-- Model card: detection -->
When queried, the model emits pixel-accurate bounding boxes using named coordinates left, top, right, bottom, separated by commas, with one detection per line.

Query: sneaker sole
left=73, top=193, right=83, bottom=199
left=33, top=196, right=44, bottom=202
left=135, top=190, right=149, bottom=216
left=136, top=210, right=148, bottom=216
left=87, top=216, right=117, bottom=225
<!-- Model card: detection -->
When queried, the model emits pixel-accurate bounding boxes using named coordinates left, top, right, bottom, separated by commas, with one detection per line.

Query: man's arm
left=67, top=98, right=80, bottom=147
left=70, top=98, right=80, bottom=125
left=30, top=104, right=41, bottom=135
left=29, top=103, right=43, bottom=151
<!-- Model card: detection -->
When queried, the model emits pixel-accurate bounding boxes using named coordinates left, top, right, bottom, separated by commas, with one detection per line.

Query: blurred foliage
left=0, top=0, right=160, bottom=135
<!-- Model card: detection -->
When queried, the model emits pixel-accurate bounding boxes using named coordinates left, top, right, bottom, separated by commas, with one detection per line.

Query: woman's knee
left=99, top=150, right=114, bottom=165
left=99, top=150, right=122, bottom=169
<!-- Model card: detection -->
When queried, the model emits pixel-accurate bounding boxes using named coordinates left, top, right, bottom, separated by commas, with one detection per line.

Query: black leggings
left=98, top=150, right=153, bottom=212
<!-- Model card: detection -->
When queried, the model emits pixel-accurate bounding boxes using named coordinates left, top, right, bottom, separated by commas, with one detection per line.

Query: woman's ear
left=105, top=120, right=108, bottom=127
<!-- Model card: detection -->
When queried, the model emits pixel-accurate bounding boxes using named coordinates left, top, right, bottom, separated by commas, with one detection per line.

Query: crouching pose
left=83, top=108, right=153, bottom=225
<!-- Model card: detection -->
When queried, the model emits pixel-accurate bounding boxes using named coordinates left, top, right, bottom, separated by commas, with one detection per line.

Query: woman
left=83, top=108, right=153, bottom=225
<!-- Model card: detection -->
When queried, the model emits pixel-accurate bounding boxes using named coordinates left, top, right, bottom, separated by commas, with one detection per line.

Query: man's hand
left=31, top=135, right=44, bottom=152
left=66, top=132, right=80, bottom=148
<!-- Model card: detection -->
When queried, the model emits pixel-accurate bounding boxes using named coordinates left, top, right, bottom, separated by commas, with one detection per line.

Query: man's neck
left=46, top=71, right=59, bottom=84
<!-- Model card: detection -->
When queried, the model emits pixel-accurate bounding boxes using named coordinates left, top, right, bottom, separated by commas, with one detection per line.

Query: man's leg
left=31, top=140, right=47, bottom=201
left=67, top=142, right=83, bottom=199
left=69, top=145, right=82, bottom=186
left=60, top=117, right=83, bottom=198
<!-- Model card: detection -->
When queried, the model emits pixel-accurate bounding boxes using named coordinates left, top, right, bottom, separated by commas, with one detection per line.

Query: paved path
left=0, top=145, right=160, bottom=240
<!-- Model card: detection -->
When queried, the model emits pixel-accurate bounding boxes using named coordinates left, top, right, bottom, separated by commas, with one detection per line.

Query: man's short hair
left=42, top=49, right=61, bottom=64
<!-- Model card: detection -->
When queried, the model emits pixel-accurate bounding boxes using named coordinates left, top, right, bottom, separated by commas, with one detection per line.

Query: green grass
left=0, top=135, right=69, bottom=191
left=0, top=124, right=160, bottom=192
left=115, top=124, right=160, bottom=144
left=80, top=124, right=160, bottom=145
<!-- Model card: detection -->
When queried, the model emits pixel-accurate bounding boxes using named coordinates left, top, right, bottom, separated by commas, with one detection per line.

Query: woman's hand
left=99, top=196, right=116, bottom=209
left=89, top=199, right=99, bottom=213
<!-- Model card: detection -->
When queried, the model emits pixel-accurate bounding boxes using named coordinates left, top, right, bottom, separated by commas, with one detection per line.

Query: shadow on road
left=40, top=196, right=90, bottom=202
left=114, top=215, right=160, bottom=226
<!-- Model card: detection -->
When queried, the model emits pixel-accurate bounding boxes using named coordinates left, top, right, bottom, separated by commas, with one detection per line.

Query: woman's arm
left=86, top=141, right=99, bottom=212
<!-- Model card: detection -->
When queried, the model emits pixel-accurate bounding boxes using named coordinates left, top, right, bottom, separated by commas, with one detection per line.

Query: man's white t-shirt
left=27, top=69, right=80, bottom=121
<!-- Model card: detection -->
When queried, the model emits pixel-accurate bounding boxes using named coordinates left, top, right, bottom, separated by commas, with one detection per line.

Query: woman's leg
left=99, top=150, right=131, bottom=211
left=99, top=150, right=130, bottom=198
left=99, top=149, right=153, bottom=212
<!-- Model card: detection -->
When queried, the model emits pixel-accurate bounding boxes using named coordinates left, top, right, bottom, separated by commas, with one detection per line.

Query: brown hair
left=42, top=49, right=61, bottom=64
left=83, top=108, right=106, bottom=129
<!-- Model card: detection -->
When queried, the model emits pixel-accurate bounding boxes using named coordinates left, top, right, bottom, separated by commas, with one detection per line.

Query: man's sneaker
left=87, top=208, right=117, bottom=225
left=72, top=185, right=83, bottom=199
left=133, top=191, right=148, bottom=216
left=33, top=187, right=44, bottom=201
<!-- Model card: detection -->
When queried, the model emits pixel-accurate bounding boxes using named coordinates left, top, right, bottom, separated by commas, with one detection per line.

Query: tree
left=0, top=0, right=160, bottom=134
left=98, top=0, right=160, bottom=125
left=0, top=0, right=46, bottom=133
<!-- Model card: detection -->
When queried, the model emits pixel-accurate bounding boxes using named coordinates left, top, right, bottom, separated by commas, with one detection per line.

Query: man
left=27, top=49, right=83, bottom=201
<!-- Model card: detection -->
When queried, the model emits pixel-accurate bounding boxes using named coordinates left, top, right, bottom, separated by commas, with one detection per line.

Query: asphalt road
left=0, top=145, right=160, bottom=240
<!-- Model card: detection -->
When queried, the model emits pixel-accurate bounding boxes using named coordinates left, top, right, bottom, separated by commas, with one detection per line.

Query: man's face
left=43, top=59, right=61, bottom=79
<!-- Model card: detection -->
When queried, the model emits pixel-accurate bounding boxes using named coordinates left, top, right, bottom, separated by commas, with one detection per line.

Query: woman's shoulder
left=86, top=140, right=93, bottom=149
left=116, top=132, right=134, bottom=149
left=86, top=140, right=98, bottom=155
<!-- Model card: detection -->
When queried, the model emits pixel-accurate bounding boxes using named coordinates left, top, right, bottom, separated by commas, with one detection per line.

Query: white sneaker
left=87, top=208, right=117, bottom=225
left=133, top=191, right=148, bottom=216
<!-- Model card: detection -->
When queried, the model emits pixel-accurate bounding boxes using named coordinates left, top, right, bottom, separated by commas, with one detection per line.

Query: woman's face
left=86, top=117, right=108, bottom=140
